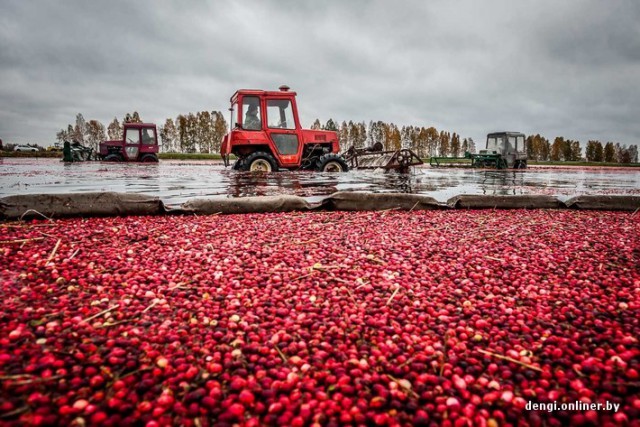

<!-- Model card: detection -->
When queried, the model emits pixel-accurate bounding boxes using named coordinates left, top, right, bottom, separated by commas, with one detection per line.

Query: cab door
left=265, top=98, right=301, bottom=166
left=123, top=127, right=140, bottom=160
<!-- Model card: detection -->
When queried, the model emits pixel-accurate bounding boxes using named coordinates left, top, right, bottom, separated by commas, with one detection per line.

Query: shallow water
left=1, top=158, right=638, bottom=206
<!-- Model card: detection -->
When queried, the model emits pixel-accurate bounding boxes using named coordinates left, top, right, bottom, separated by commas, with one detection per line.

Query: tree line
left=313, top=119, right=476, bottom=158
left=55, top=114, right=638, bottom=163
left=525, top=134, right=638, bottom=163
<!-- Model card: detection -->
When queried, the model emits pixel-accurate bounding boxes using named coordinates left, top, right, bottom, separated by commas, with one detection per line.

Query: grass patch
left=0, top=151, right=61, bottom=158
left=529, top=160, right=640, bottom=167
left=425, top=156, right=640, bottom=168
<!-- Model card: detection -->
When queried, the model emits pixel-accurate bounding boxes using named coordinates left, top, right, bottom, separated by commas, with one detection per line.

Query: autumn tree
left=196, top=111, right=213, bottom=153
left=323, top=119, right=338, bottom=131
left=586, top=140, right=604, bottom=162
left=400, top=126, right=411, bottom=149
left=185, top=113, right=198, bottom=153
left=560, top=138, right=572, bottom=161
left=358, top=122, right=367, bottom=148
left=211, top=111, right=228, bottom=154
left=570, top=140, right=582, bottom=161
left=461, top=138, right=469, bottom=155
left=620, top=146, right=632, bottom=163
left=310, top=119, right=322, bottom=130
left=585, top=141, right=596, bottom=161
left=628, top=145, right=638, bottom=163
left=177, top=115, right=190, bottom=153
left=550, top=137, right=564, bottom=161
left=85, top=120, right=106, bottom=151
left=160, top=118, right=178, bottom=152
left=339, top=121, right=349, bottom=147
left=56, top=129, right=68, bottom=144
left=389, top=124, right=401, bottom=150
left=107, top=117, right=123, bottom=140
left=368, top=121, right=385, bottom=147
left=467, top=138, right=476, bottom=154
left=603, top=142, right=615, bottom=163
left=593, top=141, right=604, bottom=162
left=450, top=133, right=460, bottom=157
left=73, top=114, right=87, bottom=143
left=538, top=136, right=550, bottom=160
left=438, top=131, right=450, bottom=157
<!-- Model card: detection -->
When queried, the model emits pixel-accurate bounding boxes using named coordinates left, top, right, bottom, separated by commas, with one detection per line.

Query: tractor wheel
left=243, top=151, right=279, bottom=172
left=140, top=154, right=159, bottom=163
left=104, top=154, right=123, bottom=162
left=316, top=154, right=349, bottom=172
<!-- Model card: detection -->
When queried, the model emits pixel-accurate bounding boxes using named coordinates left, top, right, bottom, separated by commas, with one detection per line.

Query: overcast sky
left=1, top=0, right=639, bottom=147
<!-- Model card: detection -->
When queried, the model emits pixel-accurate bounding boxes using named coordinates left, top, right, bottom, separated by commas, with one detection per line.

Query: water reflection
left=224, top=170, right=340, bottom=198
left=480, top=171, right=525, bottom=196
left=1, top=159, right=638, bottom=204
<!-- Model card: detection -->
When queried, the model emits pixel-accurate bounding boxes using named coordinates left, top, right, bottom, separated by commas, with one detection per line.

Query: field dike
left=1, top=192, right=640, bottom=220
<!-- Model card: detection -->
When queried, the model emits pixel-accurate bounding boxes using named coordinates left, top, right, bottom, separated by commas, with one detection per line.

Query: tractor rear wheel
left=316, top=154, right=349, bottom=172
left=140, top=154, right=158, bottom=163
left=104, top=154, right=123, bottom=162
left=243, top=151, right=279, bottom=172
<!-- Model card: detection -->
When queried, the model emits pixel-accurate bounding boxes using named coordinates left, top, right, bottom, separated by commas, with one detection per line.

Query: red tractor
left=220, top=86, right=349, bottom=172
left=99, top=122, right=159, bottom=162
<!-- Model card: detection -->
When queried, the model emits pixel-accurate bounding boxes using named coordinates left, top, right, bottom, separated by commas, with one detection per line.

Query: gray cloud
left=0, top=0, right=638, bottom=147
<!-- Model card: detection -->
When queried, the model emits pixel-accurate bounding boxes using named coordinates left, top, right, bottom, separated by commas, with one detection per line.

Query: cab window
left=486, top=136, right=501, bottom=151
left=242, top=96, right=261, bottom=131
left=267, top=99, right=295, bottom=129
left=141, top=128, right=155, bottom=145
left=125, top=128, right=140, bottom=144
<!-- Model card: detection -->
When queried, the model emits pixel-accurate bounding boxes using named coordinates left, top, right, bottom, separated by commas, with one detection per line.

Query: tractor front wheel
left=243, top=151, right=279, bottom=172
left=104, top=154, right=123, bottom=162
left=316, top=154, right=349, bottom=172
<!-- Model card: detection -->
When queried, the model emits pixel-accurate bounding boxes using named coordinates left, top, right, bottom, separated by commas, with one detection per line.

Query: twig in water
left=97, top=319, right=135, bottom=329
left=46, top=239, right=62, bottom=264
left=69, top=248, right=80, bottom=260
left=386, top=285, right=401, bottom=305
left=5, top=375, right=64, bottom=386
left=0, top=237, right=45, bottom=245
left=274, top=345, right=288, bottom=363
left=142, top=299, right=159, bottom=313
left=84, top=304, right=120, bottom=323
left=0, top=405, right=29, bottom=419
left=478, top=349, right=542, bottom=372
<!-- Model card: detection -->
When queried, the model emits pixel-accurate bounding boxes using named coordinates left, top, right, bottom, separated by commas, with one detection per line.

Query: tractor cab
left=100, top=123, right=159, bottom=162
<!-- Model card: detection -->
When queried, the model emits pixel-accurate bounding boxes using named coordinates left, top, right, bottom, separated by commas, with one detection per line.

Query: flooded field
left=1, top=158, right=639, bottom=206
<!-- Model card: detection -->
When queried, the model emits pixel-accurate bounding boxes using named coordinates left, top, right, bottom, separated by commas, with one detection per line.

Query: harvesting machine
left=220, top=86, right=422, bottom=172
